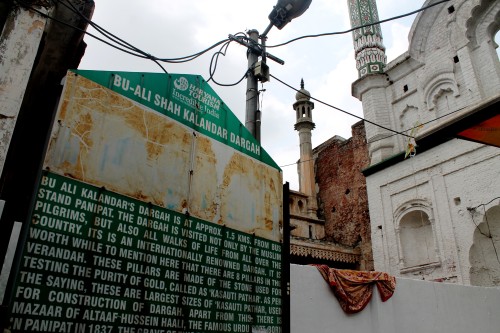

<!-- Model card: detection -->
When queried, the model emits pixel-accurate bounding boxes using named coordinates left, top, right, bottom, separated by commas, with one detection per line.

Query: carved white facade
left=351, top=0, right=500, bottom=285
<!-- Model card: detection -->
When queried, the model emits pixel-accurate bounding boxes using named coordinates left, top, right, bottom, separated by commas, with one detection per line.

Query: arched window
left=469, top=205, right=500, bottom=286
left=399, top=210, right=438, bottom=268
left=395, top=201, right=440, bottom=271
left=298, top=200, right=304, bottom=213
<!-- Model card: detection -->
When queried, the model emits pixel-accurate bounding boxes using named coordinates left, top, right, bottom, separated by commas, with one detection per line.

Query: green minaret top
left=347, top=0, right=387, bottom=77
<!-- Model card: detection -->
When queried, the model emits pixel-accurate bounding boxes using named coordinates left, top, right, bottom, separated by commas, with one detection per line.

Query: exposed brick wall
left=315, top=121, right=373, bottom=270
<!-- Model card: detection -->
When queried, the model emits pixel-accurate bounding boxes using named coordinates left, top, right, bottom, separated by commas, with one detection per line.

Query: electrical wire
left=20, top=0, right=452, bottom=77
left=28, top=0, right=453, bottom=84
left=15, top=0, right=171, bottom=74
left=278, top=104, right=472, bottom=168
left=16, top=0, right=235, bottom=75
left=19, top=0, right=464, bottom=142
left=65, top=0, right=235, bottom=63
left=259, top=83, right=266, bottom=112
left=207, top=37, right=250, bottom=87
left=16, top=0, right=262, bottom=87
left=56, top=0, right=248, bottom=85
left=208, top=40, right=232, bottom=82
left=15, top=0, right=145, bottom=59
left=57, top=0, right=149, bottom=57
left=271, top=73, right=410, bottom=138
left=468, top=197, right=500, bottom=211
left=55, top=0, right=231, bottom=64
left=266, top=0, right=451, bottom=48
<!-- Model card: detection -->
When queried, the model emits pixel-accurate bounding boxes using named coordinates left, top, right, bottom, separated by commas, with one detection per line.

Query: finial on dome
left=295, top=79, right=311, bottom=101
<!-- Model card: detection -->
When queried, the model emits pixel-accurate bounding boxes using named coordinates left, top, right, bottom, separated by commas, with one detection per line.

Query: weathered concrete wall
left=0, top=7, right=46, bottom=176
left=0, top=0, right=94, bottom=282
left=291, top=264, right=500, bottom=333
left=315, top=121, right=372, bottom=270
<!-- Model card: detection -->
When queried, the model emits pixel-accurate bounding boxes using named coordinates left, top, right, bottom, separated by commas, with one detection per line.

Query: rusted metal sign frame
left=5, top=70, right=284, bottom=333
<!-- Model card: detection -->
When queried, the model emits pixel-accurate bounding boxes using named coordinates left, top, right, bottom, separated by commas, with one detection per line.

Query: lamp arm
left=228, top=34, right=284, bottom=65
left=261, top=22, right=274, bottom=38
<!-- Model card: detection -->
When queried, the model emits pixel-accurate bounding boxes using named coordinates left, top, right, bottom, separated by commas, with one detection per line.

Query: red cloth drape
left=314, top=265, right=396, bottom=314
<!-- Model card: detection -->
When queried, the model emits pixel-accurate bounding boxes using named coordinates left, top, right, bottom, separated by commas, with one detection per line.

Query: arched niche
left=394, top=200, right=440, bottom=271
left=469, top=205, right=500, bottom=286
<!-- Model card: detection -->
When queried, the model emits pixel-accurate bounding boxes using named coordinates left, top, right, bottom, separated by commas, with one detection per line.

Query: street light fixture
left=231, top=0, right=312, bottom=142
left=268, top=0, right=313, bottom=30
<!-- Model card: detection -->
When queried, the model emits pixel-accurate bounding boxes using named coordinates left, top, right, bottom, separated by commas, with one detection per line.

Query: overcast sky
left=78, top=0, right=421, bottom=190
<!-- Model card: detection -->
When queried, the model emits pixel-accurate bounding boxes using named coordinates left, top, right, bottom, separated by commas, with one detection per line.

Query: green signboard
left=72, top=69, right=279, bottom=170
left=7, top=70, right=283, bottom=333
left=10, top=171, right=282, bottom=333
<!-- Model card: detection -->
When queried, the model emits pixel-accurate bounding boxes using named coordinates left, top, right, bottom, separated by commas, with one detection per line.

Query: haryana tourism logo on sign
left=174, top=77, right=189, bottom=91
left=172, top=75, right=221, bottom=119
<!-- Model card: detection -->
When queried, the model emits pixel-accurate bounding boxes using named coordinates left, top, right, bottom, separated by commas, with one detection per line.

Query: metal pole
left=245, top=29, right=259, bottom=141
left=255, top=30, right=269, bottom=144
left=282, top=182, right=291, bottom=333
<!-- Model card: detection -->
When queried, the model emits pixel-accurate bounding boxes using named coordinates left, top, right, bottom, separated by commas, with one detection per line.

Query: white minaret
left=347, top=0, right=387, bottom=77
left=349, top=0, right=395, bottom=164
left=294, top=79, right=317, bottom=217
